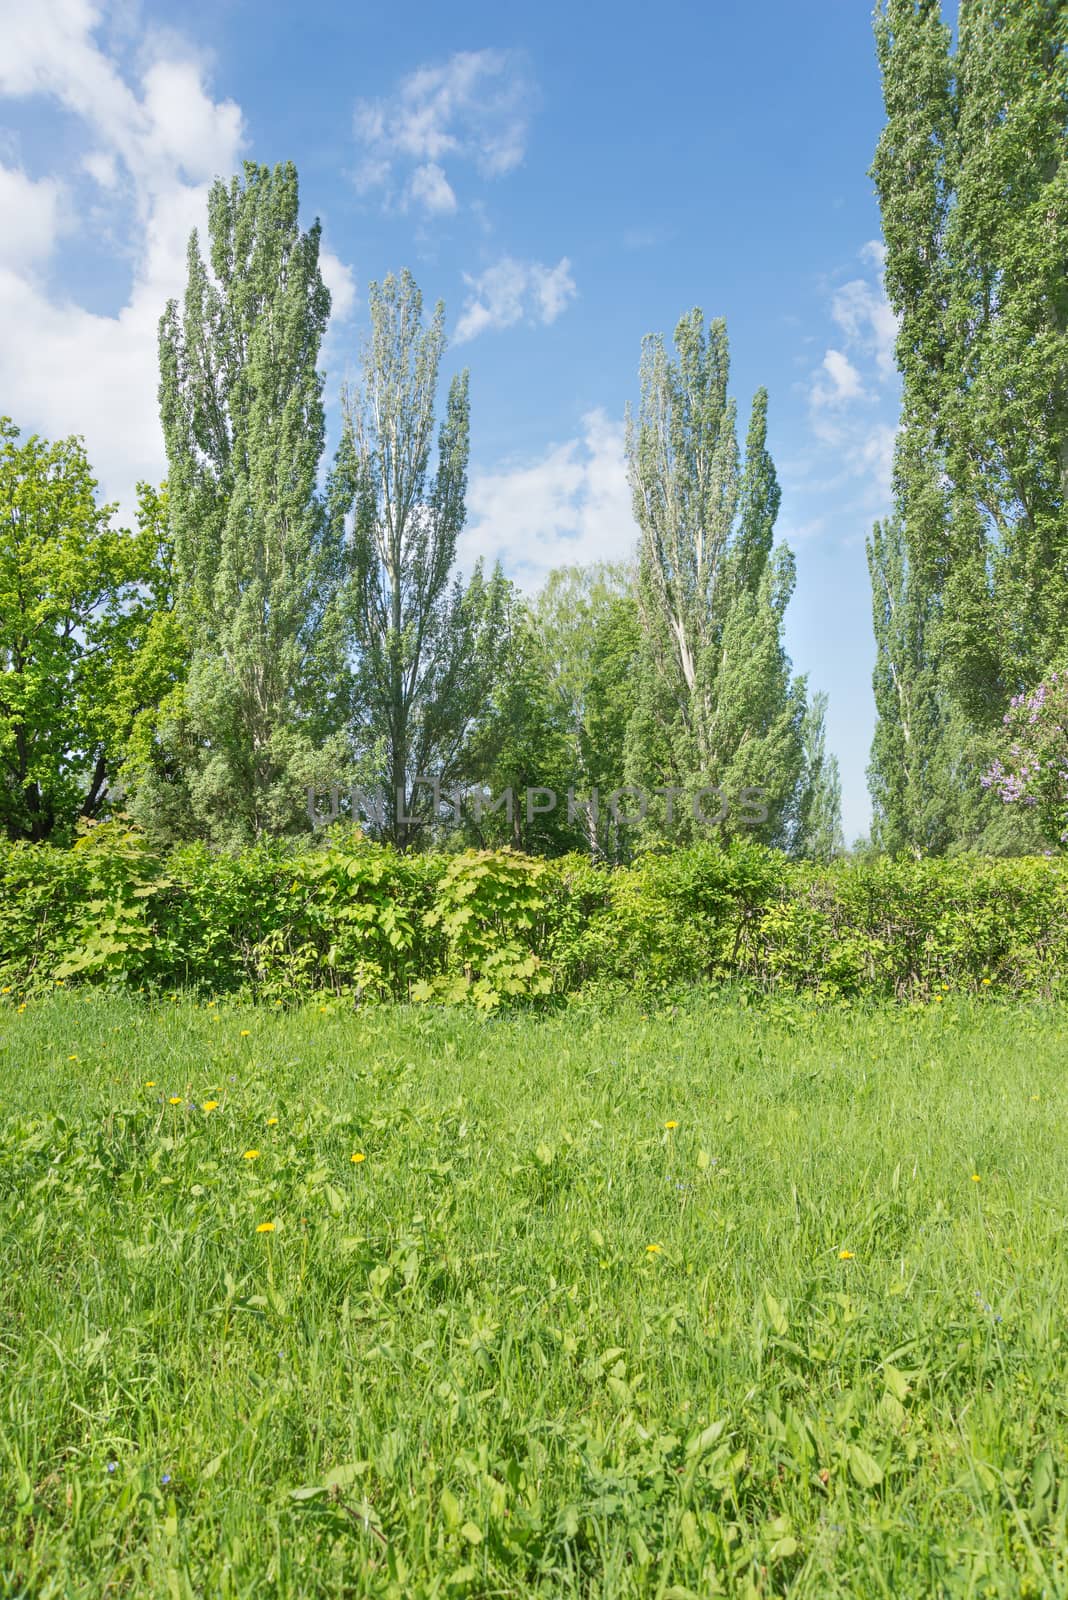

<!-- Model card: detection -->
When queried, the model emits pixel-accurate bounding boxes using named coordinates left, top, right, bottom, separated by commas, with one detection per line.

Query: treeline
left=867, top=0, right=1068, bottom=856
left=1, top=165, right=841, bottom=861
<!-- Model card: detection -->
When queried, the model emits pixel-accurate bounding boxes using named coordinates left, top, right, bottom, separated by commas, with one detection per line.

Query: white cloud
left=454, top=255, right=576, bottom=343
left=408, top=161, right=456, bottom=215
left=830, top=251, right=898, bottom=380
left=0, top=165, right=67, bottom=265
left=812, top=348, right=865, bottom=408
left=353, top=49, right=534, bottom=214
left=459, top=409, right=636, bottom=589
left=800, top=240, right=901, bottom=505
left=0, top=2, right=353, bottom=523
left=0, top=1, right=246, bottom=515
left=320, top=249, right=356, bottom=320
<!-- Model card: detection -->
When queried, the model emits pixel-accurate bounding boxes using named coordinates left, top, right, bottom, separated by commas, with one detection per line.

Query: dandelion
left=981, top=977, right=992, bottom=986
left=256, top=1221, right=275, bottom=1233
left=240, top=1029, right=251, bottom=1037
left=17, top=1003, right=26, bottom=1012
left=1, top=986, right=10, bottom=993
left=839, top=1249, right=855, bottom=1260
left=68, top=1054, right=78, bottom=1061
left=243, top=1149, right=260, bottom=1161
left=168, top=1096, right=182, bottom=1105
left=145, top=1081, right=156, bottom=1088
left=971, top=1173, right=981, bottom=1183
left=646, top=1243, right=663, bottom=1255
left=351, top=1152, right=366, bottom=1164
left=267, top=1117, right=278, bottom=1126
left=664, top=1120, right=678, bottom=1130
left=201, top=1101, right=219, bottom=1112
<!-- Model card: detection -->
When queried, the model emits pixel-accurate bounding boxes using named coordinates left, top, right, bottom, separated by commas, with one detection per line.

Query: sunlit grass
left=1, top=989, right=1067, bottom=1596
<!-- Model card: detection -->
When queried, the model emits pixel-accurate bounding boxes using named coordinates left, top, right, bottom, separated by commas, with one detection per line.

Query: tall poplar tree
left=331, top=269, right=506, bottom=848
left=153, top=161, right=348, bottom=844
left=623, top=312, right=807, bottom=845
left=870, top=0, right=1068, bottom=844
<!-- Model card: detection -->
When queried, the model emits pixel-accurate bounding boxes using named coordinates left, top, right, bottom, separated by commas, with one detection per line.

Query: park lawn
left=1, top=990, right=1067, bottom=1598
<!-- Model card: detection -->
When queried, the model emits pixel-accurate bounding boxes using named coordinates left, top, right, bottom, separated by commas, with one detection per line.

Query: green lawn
left=2, top=990, right=1067, bottom=1598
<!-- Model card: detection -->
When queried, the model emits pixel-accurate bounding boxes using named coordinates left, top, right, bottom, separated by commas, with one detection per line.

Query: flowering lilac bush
left=983, top=670, right=1068, bottom=846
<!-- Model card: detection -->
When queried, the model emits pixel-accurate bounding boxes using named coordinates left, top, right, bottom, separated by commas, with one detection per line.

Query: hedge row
left=1, top=823, right=1066, bottom=1006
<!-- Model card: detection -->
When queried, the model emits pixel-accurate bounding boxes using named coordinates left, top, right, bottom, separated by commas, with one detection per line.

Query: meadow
left=2, top=989, right=1067, bottom=1598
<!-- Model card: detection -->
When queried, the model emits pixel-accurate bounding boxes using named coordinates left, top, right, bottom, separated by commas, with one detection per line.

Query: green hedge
left=1, top=823, right=1066, bottom=1006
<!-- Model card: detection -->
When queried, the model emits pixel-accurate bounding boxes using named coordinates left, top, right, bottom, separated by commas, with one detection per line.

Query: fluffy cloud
left=0, top=2, right=353, bottom=521
left=0, top=2, right=245, bottom=514
left=454, top=256, right=576, bottom=344
left=812, top=348, right=865, bottom=408
left=353, top=49, right=534, bottom=214
left=459, top=409, right=636, bottom=589
left=0, top=165, right=67, bottom=265
left=803, top=240, right=900, bottom=504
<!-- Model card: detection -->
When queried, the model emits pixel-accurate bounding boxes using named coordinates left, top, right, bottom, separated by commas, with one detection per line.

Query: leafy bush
left=1, top=824, right=1065, bottom=1005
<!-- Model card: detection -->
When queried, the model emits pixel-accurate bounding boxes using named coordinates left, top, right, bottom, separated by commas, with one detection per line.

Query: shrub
left=0, top=827, right=1065, bottom=1005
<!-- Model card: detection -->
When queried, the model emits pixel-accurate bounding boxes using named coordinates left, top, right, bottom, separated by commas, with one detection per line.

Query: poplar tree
left=870, top=0, right=1068, bottom=841
left=153, top=161, right=348, bottom=844
left=795, top=692, right=845, bottom=862
left=331, top=270, right=506, bottom=848
left=623, top=312, right=807, bottom=845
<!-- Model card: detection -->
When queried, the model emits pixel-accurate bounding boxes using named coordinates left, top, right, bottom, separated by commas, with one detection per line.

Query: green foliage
left=870, top=0, right=1068, bottom=849
left=3, top=992, right=1068, bottom=1594
left=984, top=668, right=1068, bottom=847
left=154, top=161, right=350, bottom=845
left=0, top=421, right=168, bottom=843
left=1, top=829, right=1065, bottom=1007
left=331, top=268, right=508, bottom=848
left=624, top=316, right=808, bottom=848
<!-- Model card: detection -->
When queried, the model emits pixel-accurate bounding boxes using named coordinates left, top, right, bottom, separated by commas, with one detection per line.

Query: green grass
left=2, top=989, right=1068, bottom=1598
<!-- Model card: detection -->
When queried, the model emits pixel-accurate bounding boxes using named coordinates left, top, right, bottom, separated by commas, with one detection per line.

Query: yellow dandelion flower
left=243, top=1149, right=260, bottom=1161
left=981, top=977, right=991, bottom=986
left=933, top=995, right=942, bottom=1003
left=201, top=1101, right=219, bottom=1112
left=145, top=1081, right=156, bottom=1088
left=319, top=1006, right=328, bottom=1014
left=256, top=1221, right=275, bottom=1233
left=267, top=1116, right=279, bottom=1126
left=839, top=1249, right=855, bottom=1260
left=240, top=1029, right=251, bottom=1037
left=351, top=1151, right=366, bottom=1164
left=18, top=1003, right=26, bottom=1012
left=971, top=1173, right=981, bottom=1183
left=68, top=1054, right=78, bottom=1061
left=646, top=1243, right=663, bottom=1255
left=664, top=1120, right=678, bottom=1130
left=1, top=986, right=10, bottom=994
left=168, top=1096, right=182, bottom=1105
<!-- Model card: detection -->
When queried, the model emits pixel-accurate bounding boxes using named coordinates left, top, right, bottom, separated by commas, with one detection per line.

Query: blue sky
left=0, top=0, right=901, bottom=841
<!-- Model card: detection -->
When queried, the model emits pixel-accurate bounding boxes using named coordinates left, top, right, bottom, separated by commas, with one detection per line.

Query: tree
left=331, top=269, right=507, bottom=848
left=155, top=160, right=349, bottom=845
left=866, top=514, right=952, bottom=855
left=794, top=692, right=845, bottom=862
left=623, top=313, right=807, bottom=846
left=532, top=563, right=640, bottom=859
left=462, top=585, right=575, bottom=854
left=871, top=0, right=1068, bottom=752
left=983, top=668, right=1068, bottom=849
left=0, top=420, right=164, bottom=842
